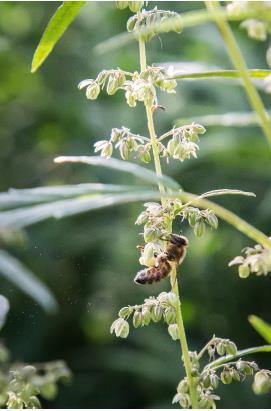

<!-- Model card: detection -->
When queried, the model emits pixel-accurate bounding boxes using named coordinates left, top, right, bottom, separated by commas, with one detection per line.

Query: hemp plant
left=74, top=2, right=271, bottom=408
left=1, top=1, right=270, bottom=409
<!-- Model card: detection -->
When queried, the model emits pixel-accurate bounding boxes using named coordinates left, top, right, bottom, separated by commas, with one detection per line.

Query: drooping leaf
left=0, top=184, right=140, bottom=210
left=249, top=315, right=271, bottom=344
left=0, top=295, right=9, bottom=331
left=54, top=156, right=180, bottom=190
left=31, top=1, right=86, bottom=73
left=0, top=250, right=57, bottom=314
left=0, top=187, right=255, bottom=229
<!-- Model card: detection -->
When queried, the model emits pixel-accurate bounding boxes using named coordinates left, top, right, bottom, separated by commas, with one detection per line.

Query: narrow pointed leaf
left=0, top=250, right=57, bottom=313
left=0, top=184, right=140, bottom=210
left=249, top=315, right=271, bottom=344
left=54, top=156, right=180, bottom=190
left=31, top=1, right=86, bottom=73
left=0, top=295, right=9, bottom=330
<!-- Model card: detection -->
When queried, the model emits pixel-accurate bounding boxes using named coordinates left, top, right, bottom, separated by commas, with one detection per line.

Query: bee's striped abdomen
left=134, top=259, right=171, bottom=285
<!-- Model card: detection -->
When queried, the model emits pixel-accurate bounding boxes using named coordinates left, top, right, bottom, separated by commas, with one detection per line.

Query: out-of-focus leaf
left=249, top=315, right=271, bottom=344
left=54, top=156, right=180, bottom=190
left=0, top=250, right=57, bottom=314
left=0, top=187, right=255, bottom=229
left=0, top=184, right=141, bottom=210
left=176, top=111, right=263, bottom=127
left=0, top=295, right=9, bottom=331
left=31, top=1, right=86, bottom=73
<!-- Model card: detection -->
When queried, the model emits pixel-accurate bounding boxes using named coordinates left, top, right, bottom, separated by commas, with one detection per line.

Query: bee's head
left=170, top=234, right=189, bottom=247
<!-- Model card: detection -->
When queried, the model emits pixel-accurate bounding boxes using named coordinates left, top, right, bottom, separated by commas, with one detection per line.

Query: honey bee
left=134, top=234, right=189, bottom=285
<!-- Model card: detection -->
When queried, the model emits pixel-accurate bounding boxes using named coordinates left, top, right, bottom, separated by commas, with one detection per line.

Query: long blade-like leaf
left=31, top=1, right=86, bottom=73
left=0, top=184, right=139, bottom=210
left=249, top=315, right=271, bottom=344
left=0, top=250, right=57, bottom=313
left=54, top=156, right=180, bottom=190
left=0, top=188, right=255, bottom=229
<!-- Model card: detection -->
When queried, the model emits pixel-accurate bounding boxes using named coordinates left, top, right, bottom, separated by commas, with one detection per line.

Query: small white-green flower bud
left=133, top=310, right=143, bottom=328
left=151, top=304, right=163, bottom=322
left=253, top=370, right=271, bottom=395
left=116, top=1, right=129, bottom=9
left=221, top=370, right=232, bottom=384
left=168, top=324, right=179, bottom=341
left=115, top=318, right=129, bottom=338
left=118, top=306, right=133, bottom=318
left=241, top=19, right=267, bottom=41
left=225, top=340, right=237, bottom=355
left=127, top=15, right=138, bottom=32
left=128, top=1, right=143, bottom=12
left=164, top=307, right=176, bottom=324
left=144, top=227, right=157, bottom=243
left=119, top=141, right=130, bottom=160
left=111, top=128, right=122, bottom=143
left=86, top=82, right=100, bottom=100
left=140, top=243, right=159, bottom=267
left=138, top=146, right=151, bottom=163
left=96, top=70, right=109, bottom=85
left=159, top=79, right=177, bottom=93
left=142, top=306, right=151, bottom=325
left=194, top=221, right=206, bottom=237
left=167, top=139, right=176, bottom=156
left=106, top=74, right=119, bottom=95
left=207, top=212, right=218, bottom=229
left=177, top=379, right=189, bottom=394
left=230, top=368, right=241, bottom=382
left=202, top=373, right=211, bottom=389
left=216, top=341, right=226, bottom=356
left=125, top=89, right=137, bottom=107
left=210, top=373, right=219, bottom=389
left=101, top=142, right=113, bottom=158
left=166, top=292, right=179, bottom=308
left=238, top=264, right=250, bottom=279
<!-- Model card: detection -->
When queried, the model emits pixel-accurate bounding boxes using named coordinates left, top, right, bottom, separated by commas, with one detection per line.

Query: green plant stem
left=139, top=38, right=199, bottom=409
left=204, top=345, right=271, bottom=372
left=205, top=0, right=271, bottom=147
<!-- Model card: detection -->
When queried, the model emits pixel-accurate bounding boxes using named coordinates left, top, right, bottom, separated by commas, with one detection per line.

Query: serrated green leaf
left=0, top=250, right=57, bottom=313
left=249, top=315, right=271, bottom=344
left=31, top=1, right=86, bottom=73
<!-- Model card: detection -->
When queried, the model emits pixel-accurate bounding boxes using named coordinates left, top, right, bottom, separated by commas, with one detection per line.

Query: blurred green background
left=0, top=1, right=271, bottom=408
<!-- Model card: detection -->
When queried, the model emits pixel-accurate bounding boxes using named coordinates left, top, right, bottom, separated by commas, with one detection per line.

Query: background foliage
left=0, top=1, right=271, bottom=408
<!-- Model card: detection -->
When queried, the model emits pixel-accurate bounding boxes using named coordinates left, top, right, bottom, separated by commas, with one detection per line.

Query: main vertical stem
left=139, top=38, right=199, bottom=409
left=205, top=0, right=271, bottom=147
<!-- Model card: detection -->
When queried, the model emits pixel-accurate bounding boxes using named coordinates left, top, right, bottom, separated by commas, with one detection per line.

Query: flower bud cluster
left=78, top=69, right=129, bottom=100
left=229, top=242, right=271, bottom=278
left=164, top=123, right=206, bottom=162
left=135, top=201, right=178, bottom=246
left=127, top=7, right=182, bottom=42
left=173, top=334, right=271, bottom=409
left=180, top=206, right=218, bottom=237
left=93, top=126, right=151, bottom=161
left=3, top=361, right=71, bottom=409
left=110, top=292, right=180, bottom=339
left=79, top=66, right=178, bottom=110
left=116, top=1, right=144, bottom=13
